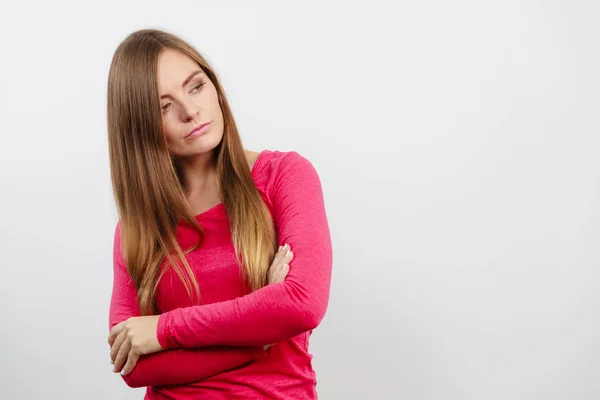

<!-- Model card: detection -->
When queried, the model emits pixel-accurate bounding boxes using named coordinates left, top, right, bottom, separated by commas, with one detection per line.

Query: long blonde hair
left=107, top=29, right=276, bottom=315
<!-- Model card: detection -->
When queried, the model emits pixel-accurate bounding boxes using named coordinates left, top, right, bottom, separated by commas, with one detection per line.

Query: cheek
left=162, top=120, right=178, bottom=142
left=207, top=86, right=221, bottom=113
left=211, top=96, right=224, bottom=122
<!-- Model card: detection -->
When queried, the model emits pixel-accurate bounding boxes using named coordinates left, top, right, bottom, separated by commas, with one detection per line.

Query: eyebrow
left=160, top=70, right=203, bottom=99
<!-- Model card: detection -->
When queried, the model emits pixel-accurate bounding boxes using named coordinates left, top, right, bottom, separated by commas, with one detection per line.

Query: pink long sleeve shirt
left=109, top=150, right=333, bottom=399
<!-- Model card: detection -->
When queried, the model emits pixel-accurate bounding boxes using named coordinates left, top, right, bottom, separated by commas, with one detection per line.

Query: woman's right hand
left=264, top=243, right=293, bottom=351
left=268, top=243, right=294, bottom=284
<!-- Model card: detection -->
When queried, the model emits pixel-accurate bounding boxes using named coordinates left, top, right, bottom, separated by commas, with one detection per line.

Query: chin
left=190, top=130, right=224, bottom=155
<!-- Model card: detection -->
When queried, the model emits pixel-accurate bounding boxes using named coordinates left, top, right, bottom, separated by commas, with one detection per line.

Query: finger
left=284, top=250, right=294, bottom=262
left=273, top=245, right=288, bottom=263
left=272, top=261, right=285, bottom=276
left=113, top=337, right=131, bottom=373
left=276, top=264, right=290, bottom=282
left=110, top=330, right=127, bottom=364
left=281, top=245, right=292, bottom=260
left=278, top=243, right=290, bottom=256
left=275, top=245, right=293, bottom=266
left=120, top=350, right=140, bottom=376
left=282, top=263, right=290, bottom=277
left=108, top=321, right=126, bottom=346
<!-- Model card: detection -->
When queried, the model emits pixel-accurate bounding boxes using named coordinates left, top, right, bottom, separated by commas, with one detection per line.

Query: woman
left=106, top=29, right=333, bottom=399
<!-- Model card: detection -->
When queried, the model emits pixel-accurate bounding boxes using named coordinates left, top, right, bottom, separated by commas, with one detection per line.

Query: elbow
left=293, top=299, right=327, bottom=332
left=121, top=374, right=145, bottom=389
left=280, top=279, right=331, bottom=335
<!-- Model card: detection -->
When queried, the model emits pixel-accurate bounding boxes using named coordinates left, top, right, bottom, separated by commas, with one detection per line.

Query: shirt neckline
left=194, top=149, right=269, bottom=219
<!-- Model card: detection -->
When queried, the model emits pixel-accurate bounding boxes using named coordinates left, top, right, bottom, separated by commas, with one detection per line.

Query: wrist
left=156, top=312, right=177, bottom=349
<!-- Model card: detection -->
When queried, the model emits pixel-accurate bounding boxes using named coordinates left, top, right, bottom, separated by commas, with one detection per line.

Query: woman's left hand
left=108, top=315, right=163, bottom=375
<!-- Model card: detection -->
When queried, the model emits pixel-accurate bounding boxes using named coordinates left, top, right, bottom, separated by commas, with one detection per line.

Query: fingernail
left=279, top=246, right=282, bottom=251
left=120, top=370, right=126, bottom=375
left=285, top=250, right=289, bottom=257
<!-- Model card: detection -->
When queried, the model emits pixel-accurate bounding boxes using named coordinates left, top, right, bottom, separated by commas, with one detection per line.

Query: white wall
left=1, top=1, right=599, bottom=399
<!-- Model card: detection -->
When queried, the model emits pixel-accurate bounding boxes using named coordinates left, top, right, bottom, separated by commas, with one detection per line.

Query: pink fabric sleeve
left=109, top=224, right=265, bottom=387
left=118, top=346, right=265, bottom=388
left=156, top=152, right=333, bottom=349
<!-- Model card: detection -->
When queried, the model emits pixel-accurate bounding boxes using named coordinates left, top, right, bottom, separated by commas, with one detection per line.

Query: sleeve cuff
left=157, top=312, right=177, bottom=349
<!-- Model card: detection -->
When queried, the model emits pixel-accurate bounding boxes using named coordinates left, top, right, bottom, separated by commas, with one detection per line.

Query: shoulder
left=244, top=149, right=262, bottom=171
left=244, top=149, right=311, bottom=170
left=250, top=149, right=317, bottom=180
left=249, top=149, right=322, bottom=199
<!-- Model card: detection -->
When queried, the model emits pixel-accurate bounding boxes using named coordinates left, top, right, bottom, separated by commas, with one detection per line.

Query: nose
left=180, top=100, right=200, bottom=122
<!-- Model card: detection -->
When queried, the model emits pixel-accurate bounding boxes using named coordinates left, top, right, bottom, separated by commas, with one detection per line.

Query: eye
left=160, top=82, right=204, bottom=114
left=191, top=82, right=205, bottom=93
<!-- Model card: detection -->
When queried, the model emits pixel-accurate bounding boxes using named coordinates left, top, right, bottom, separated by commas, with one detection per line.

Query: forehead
left=157, top=49, right=202, bottom=89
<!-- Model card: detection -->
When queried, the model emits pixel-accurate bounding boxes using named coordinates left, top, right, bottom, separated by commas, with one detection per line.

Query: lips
left=185, top=121, right=211, bottom=138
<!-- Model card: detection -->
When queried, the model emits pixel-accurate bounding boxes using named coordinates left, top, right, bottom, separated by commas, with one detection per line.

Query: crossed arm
left=108, top=152, right=333, bottom=387
left=109, top=235, right=266, bottom=388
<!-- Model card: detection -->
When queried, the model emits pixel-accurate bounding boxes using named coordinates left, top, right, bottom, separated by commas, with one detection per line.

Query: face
left=157, top=49, right=224, bottom=159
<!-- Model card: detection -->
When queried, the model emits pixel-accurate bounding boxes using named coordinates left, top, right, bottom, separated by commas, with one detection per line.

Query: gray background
left=1, top=0, right=599, bottom=399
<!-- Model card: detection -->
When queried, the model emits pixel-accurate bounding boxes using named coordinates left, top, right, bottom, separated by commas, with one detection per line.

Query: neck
left=175, top=151, right=217, bottom=197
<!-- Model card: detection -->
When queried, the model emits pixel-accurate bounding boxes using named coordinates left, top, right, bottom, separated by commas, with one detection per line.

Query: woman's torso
left=149, top=150, right=318, bottom=399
